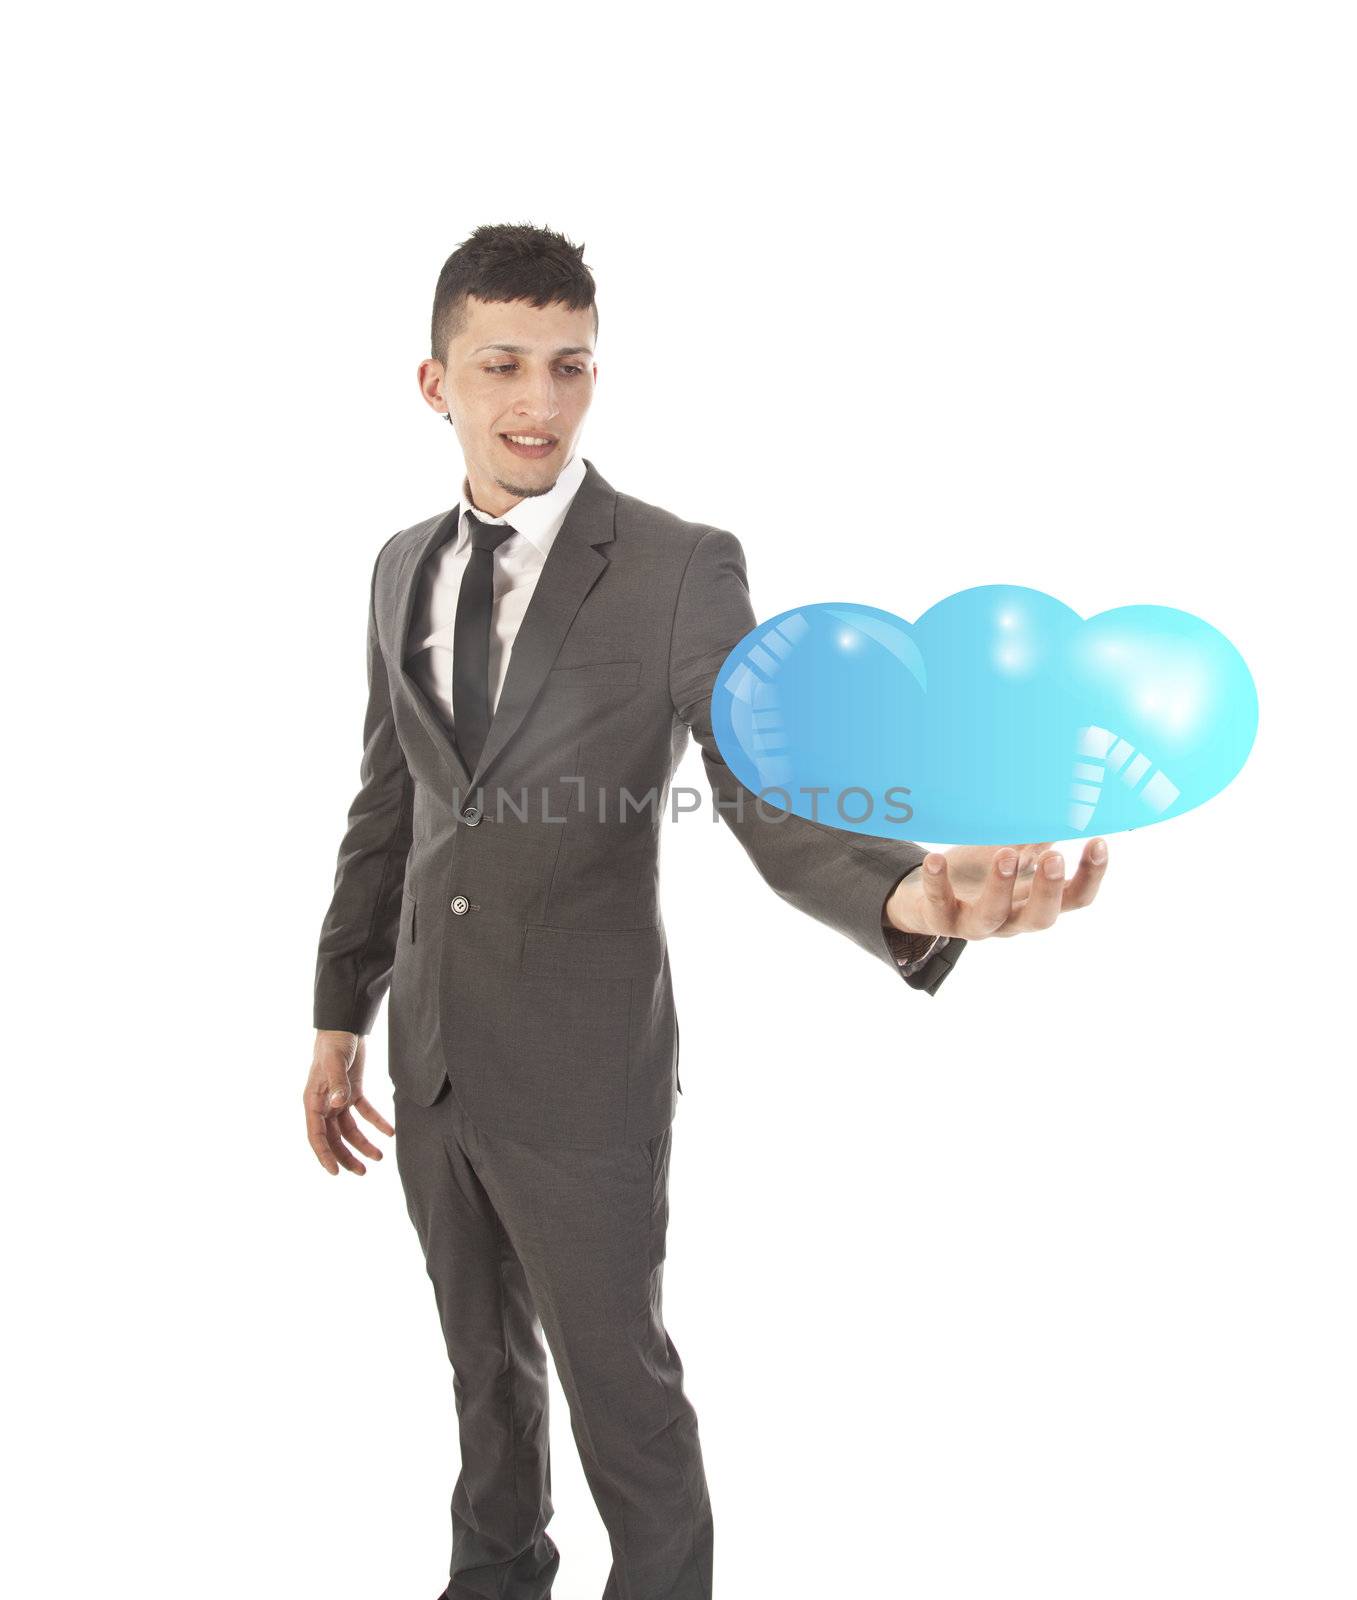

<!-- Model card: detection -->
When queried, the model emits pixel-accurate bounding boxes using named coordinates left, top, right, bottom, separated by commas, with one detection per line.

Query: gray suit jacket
left=314, top=459, right=965, bottom=1147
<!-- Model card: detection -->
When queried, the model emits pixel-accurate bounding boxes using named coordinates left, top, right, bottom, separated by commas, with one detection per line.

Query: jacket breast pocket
left=546, top=659, right=642, bottom=689
left=520, top=922, right=663, bottom=980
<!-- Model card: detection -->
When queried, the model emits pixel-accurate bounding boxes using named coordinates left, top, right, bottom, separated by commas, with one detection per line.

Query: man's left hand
left=885, top=839, right=1109, bottom=942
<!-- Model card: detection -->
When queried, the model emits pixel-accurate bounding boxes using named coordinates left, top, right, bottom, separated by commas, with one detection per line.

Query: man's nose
left=513, top=369, right=560, bottom=421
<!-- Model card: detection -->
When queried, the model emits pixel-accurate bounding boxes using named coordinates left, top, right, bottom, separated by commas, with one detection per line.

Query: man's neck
left=464, top=468, right=532, bottom=520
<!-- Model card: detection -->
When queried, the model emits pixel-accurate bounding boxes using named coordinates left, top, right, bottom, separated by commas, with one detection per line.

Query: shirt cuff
left=883, top=926, right=952, bottom=977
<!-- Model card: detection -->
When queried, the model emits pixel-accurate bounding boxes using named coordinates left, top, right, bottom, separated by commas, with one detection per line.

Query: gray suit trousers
left=395, top=1076, right=712, bottom=1600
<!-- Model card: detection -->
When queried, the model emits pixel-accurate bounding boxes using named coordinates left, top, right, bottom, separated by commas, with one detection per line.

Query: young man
left=304, top=223, right=1108, bottom=1600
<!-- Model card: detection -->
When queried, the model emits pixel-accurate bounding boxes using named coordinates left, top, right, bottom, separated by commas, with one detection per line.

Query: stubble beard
left=493, top=473, right=555, bottom=500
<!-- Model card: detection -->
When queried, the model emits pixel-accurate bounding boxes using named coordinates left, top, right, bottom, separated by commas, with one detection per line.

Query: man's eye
left=484, top=363, right=585, bottom=376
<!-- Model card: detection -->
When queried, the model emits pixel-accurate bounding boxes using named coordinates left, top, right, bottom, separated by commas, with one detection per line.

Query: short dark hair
left=430, top=222, right=598, bottom=365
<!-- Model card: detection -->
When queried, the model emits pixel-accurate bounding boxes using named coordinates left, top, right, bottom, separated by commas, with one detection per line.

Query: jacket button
left=461, top=805, right=482, bottom=825
left=450, top=895, right=470, bottom=915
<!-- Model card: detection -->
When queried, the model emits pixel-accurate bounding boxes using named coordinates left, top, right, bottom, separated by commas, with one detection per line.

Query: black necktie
left=454, top=510, right=518, bottom=775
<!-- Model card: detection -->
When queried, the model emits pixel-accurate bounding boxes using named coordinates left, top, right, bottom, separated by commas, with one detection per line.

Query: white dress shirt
left=405, top=449, right=948, bottom=976
left=405, top=447, right=589, bottom=727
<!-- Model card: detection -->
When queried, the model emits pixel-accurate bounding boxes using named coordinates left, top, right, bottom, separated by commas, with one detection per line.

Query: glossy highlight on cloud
left=710, top=586, right=1258, bottom=845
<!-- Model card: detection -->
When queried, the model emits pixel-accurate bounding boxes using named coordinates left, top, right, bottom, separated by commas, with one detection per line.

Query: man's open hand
left=304, top=1030, right=394, bottom=1176
left=885, top=838, right=1109, bottom=943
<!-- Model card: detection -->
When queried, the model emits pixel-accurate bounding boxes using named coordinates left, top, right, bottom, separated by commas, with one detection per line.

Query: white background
left=5, top=4, right=1354, bottom=1596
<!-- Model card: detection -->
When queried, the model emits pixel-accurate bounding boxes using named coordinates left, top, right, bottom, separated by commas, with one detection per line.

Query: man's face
left=419, top=294, right=597, bottom=511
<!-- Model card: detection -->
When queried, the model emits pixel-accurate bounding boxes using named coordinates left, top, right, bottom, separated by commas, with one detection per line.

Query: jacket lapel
left=393, top=507, right=471, bottom=790
left=393, top=457, right=618, bottom=795
left=470, top=460, right=617, bottom=787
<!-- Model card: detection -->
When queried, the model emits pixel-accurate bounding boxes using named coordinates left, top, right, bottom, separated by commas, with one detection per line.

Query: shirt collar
left=455, top=449, right=588, bottom=562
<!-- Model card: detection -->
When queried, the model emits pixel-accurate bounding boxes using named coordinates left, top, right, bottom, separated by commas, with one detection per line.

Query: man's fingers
left=325, top=1117, right=367, bottom=1176
left=355, top=1095, right=395, bottom=1138
left=918, top=853, right=960, bottom=931
left=964, top=848, right=1022, bottom=933
left=305, top=1032, right=371, bottom=1175
left=1015, top=842, right=1054, bottom=878
left=337, top=1106, right=383, bottom=1161
left=935, top=838, right=1105, bottom=939
left=1013, top=849, right=1066, bottom=931
left=1061, top=838, right=1109, bottom=909
left=998, top=839, right=1108, bottom=931
left=986, top=849, right=1062, bottom=935
left=304, top=1093, right=368, bottom=1175
left=304, top=1097, right=341, bottom=1175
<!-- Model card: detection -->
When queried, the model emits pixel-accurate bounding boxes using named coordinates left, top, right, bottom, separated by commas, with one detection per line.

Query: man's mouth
left=500, top=433, right=557, bottom=460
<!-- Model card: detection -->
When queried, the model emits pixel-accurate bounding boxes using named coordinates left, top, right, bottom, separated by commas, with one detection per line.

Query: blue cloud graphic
left=710, top=586, right=1258, bottom=844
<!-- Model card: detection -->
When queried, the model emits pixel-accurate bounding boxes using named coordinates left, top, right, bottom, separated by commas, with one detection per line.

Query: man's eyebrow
left=471, top=343, right=594, bottom=358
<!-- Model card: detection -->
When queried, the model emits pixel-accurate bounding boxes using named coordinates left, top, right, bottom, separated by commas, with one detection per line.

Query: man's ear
left=416, top=356, right=451, bottom=420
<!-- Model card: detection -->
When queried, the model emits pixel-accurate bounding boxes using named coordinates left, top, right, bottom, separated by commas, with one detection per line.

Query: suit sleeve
left=312, top=544, right=415, bottom=1034
left=668, top=528, right=965, bottom=995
